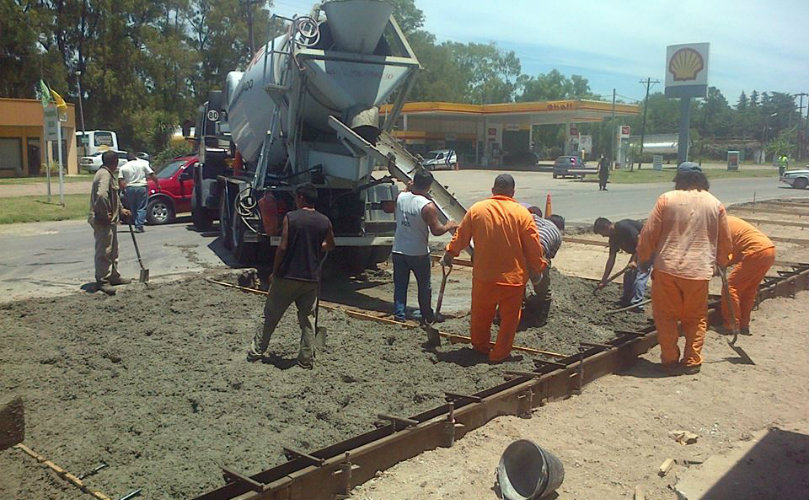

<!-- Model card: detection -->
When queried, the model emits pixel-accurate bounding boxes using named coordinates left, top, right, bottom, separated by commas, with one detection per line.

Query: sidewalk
left=0, top=180, right=93, bottom=198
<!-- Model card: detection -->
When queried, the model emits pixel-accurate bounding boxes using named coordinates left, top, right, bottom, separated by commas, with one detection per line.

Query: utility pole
left=611, top=88, right=616, bottom=168
left=240, top=0, right=262, bottom=55
left=637, top=77, right=659, bottom=169
left=796, top=92, right=808, bottom=161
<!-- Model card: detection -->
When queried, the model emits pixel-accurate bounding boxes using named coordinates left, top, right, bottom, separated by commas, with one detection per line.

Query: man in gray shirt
left=392, top=170, right=457, bottom=323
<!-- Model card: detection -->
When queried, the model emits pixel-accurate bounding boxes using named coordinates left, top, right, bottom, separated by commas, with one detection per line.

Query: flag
left=50, top=89, right=68, bottom=121
left=38, top=80, right=52, bottom=108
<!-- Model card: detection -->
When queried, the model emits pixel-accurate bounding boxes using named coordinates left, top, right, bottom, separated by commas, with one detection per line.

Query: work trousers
left=532, top=267, right=551, bottom=301
left=392, top=252, right=434, bottom=322
left=651, top=270, right=709, bottom=367
left=722, top=247, right=776, bottom=329
left=598, top=174, right=609, bottom=190
left=621, top=266, right=651, bottom=307
left=90, top=219, right=121, bottom=285
left=125, top=186, right=148, bottom=230
left=471, top=279, right=524, bottom=362
left=251, top=277, right=318, bottom=364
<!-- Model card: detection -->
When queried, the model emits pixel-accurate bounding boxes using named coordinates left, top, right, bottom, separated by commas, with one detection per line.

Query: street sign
left=44, top=107, right=59, bottom=141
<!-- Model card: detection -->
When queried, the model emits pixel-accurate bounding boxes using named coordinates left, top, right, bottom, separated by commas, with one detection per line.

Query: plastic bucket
left=497, top=440, right=565, bottom=500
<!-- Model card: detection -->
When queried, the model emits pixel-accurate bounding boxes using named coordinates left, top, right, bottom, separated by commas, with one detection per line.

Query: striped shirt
left=533, top=215, right=562, bottom=259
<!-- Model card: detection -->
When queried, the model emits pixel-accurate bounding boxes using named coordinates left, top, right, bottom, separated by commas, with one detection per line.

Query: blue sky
left=272, top=0, right=809, bottom=107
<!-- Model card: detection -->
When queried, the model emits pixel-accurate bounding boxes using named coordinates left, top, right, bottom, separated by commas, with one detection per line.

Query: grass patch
left=0, top=194, right=89, bottom=224
left=610, top=167, right=778, bottom=184
left=0, top=174, right=94, bottom=185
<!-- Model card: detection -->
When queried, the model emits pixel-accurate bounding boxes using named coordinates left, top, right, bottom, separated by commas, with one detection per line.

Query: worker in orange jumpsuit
left=719, top=216, right=776, bottom=335
left=442, top=174, right=546, bottom=363
left=637, top=163, right=732, bottom=375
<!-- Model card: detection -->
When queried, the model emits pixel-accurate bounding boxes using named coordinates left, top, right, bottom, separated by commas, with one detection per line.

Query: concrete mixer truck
left=190, top=0, right=467, bottom=267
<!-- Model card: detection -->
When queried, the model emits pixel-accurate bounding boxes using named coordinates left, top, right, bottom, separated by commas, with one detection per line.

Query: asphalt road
left=1, top=171, right=807, bottom=302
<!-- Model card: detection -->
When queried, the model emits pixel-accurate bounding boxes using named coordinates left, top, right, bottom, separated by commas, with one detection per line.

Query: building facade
left=0, top=98, right=78, bottom=178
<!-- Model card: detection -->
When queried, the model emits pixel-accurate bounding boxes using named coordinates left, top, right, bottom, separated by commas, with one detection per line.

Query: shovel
left=423, top=263, right=451, bottom=348
left=313, top=252, right=330, bottom=351
left=719, top=267, right=755, bottom=365
left=593, top=264, right=631, bottom=294
left=127, top=221, right=149, bottom=284
left=0, top=395, right=25, bottom=451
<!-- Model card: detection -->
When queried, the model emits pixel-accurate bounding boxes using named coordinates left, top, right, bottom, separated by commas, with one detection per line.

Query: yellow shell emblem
left=669, top=48, right=704, bottom=81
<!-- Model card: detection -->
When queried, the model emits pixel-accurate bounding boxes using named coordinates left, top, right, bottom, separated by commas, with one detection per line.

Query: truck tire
left=231, top=208, right=257, bottom=265
left=191, top=186, right=213, bottom=231
left=219, top=192, right=233, bottom=250
left=370, top=245, right=392, bottom=265
left=552, top=173, right=558, bottom=179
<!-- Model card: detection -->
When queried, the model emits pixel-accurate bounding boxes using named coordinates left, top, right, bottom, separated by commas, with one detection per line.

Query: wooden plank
left=770, top=236, right=809, bottom=245
left=742, top=217, right=809, bottom=228
left=658, top=458, right=674, bottom=477
left=564, top=236, right=609, bottom=247
left=731, top=206, right=809, bottom=217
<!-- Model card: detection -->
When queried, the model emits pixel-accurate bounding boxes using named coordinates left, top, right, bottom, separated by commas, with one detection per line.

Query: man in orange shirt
left=637, top=163, right=732, bottom=375
left=442, top=174, right=546, bottom=362
left=719, top=216, right=776, bottom=335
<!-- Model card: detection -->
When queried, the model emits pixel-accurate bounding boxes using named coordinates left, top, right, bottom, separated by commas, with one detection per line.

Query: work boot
left=681, top=364, right=701, bottom=375
left=246, top=350, right=263, bottom=362
left=534, top=298, right=551, bottom=327
left=96, top=283, right=116, bottom=296
left=740, top=326, right=751, bottom=336
left=109, top=277, right=132, bottom=286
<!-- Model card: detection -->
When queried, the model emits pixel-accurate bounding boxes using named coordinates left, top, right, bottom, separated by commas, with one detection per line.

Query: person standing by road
left=392, top=170, right=457, bottom=323
left=118, top=152, right=157, bottom=232
left=89, top=150, right=132, bottom=296
left=442, top=174, right=546, bottom=363
left=597, top=154, right=610, bottom=191
left=594, top=217, right=650, bottom=312
left=247, top=183, right=335, bottom=369
left=636, top=163, right=732, bottom=376
left=718, top=216, right=776, bottom=336
left=778, top=154, right=788, bottom=177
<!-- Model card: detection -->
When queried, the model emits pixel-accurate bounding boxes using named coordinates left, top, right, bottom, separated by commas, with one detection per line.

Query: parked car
left=553, top=155, right=595, bottom=179
left=80, top=150, right=128, bottom=173
left=145, top=156, right=198, bottom=225
left=421, top=149, right=457, bottom=170
left=780, top=169, right=809, bottom=189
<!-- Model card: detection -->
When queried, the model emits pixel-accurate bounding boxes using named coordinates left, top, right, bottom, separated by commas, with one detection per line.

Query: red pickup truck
left=146, top=155, right=198, bottom=225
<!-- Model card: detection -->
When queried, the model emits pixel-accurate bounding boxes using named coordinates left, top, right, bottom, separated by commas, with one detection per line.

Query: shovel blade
left=314, top=326, right=327, bottom=350
left=424, top=325, right=441, bottom=347
left=0, top=395, right=24, bottom=450
left=728, top=342, right=755, bottom=365
left=139, top=268, right=149, bottom=283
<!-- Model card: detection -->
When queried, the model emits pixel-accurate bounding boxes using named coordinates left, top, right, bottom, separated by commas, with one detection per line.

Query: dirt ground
left=0, top=267, right=646, bottom=499
left=0, top=199, right=806, bottom=500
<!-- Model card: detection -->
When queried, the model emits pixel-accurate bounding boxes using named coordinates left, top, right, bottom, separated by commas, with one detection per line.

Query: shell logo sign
left=669, top=48, right=704, bottom=81
left=665, top=43, right=709, bottom=98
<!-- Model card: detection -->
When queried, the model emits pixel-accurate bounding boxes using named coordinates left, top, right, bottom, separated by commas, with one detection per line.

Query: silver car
left=80, top=150, right=128, bottom=173
left=421, top=149, right=457, bottom=171
left=780, top=169, right=809, bottom=189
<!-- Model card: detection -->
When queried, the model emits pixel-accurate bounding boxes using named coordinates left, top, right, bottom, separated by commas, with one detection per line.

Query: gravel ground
left=0, top=270, right=647, bottom=499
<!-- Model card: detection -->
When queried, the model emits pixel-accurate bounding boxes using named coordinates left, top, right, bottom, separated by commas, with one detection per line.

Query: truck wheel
left=552, top=173, right=558, bottom=179
left=147, top=197, right=174, bottom=225
left=231, top=208, right=257, bottom=265
left=219, top=192, right=233, bottom=250
left=370, top=245, right=392, bottom=265
left=191, top=186, right=213, bottom=231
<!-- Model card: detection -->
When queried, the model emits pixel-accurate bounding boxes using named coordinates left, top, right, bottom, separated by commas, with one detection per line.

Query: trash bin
left=727, top=151, right=739, bottom=171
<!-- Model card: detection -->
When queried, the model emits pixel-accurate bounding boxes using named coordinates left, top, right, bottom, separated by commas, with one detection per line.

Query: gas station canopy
left=381, top=99, right=639, bottom=166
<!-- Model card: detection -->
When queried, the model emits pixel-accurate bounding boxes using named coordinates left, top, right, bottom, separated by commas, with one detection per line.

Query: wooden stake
left=14, top=443, right=112, bottom=500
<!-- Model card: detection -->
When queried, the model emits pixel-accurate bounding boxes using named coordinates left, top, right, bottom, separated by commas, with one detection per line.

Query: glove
left=441, top=252, right=454, bottom=267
